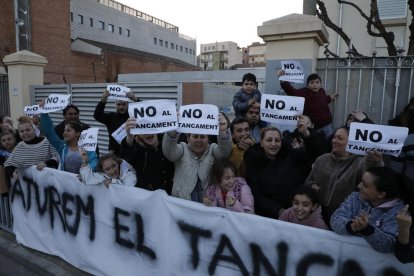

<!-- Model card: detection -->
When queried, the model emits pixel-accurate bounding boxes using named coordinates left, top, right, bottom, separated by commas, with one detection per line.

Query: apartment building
left=199, top=41, right=242, bottom=70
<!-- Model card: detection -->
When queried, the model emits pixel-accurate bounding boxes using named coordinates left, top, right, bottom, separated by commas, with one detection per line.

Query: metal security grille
left=316, top=55, right=414, bottom=127
left=0, top=74, right=9, bottom=116
left=31, top=82, right=180, bottom=154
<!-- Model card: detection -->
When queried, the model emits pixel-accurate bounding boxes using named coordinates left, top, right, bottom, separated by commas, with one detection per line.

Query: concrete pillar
left=3, top=50, right=47, bottom=123
left=258, top=13, right=329, bottom=70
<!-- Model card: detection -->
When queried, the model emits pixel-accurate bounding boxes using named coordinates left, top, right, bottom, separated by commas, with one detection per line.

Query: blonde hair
left=17, top=116, right=34, bottom=129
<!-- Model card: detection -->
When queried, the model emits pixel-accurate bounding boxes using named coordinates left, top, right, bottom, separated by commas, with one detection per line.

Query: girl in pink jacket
left=203, top=159, right=254, bottom=213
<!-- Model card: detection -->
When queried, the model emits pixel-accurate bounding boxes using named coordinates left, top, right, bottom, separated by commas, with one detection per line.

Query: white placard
left=260, top=94, right=304, bottom=131
left=107, top=84, right=133, bottom=102
left=112, top=123, right=128, bottom=144
left=178, top=104, right=219, bottom=135
left=23, top=104, right=43, bottom=116
left=11, top=167, right=412, bottom=276
left=41, top=94, right=71, bottom=113
left=128, top=99, right=177, bottom=135
left=78, top=127, right=99, bottom=151
left=347, top=122, right=409, bottom=157
left=278, top=60, right=305, bottom=83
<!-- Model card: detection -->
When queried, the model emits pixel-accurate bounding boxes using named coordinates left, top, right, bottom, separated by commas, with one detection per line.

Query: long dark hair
left=212, top=159, right=236, bottom=185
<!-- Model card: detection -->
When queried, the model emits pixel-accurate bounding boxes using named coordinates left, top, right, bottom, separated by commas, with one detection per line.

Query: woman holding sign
left=244, top=116, right=324, bottom=219
left=162, top=113, right=232, bottom=202
left=40, top=109, right=98, bottom=174
left=305, top=127, right=383, bottom=226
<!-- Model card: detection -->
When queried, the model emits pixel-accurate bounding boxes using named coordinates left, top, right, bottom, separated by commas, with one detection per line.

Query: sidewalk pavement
left=0, top=229, right=91, bottom=276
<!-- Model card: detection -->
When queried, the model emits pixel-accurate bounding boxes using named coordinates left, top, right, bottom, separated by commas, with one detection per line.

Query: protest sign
left=128, top=99, right=177, bottom=135
left=260, top=94, right=304, bottom=131
left=41, top=94, right=71, bottom=113
left=11, top=167, right=412, bottom=276
left=23, top=105, right=42, bottom=116
left=78, top=127, right=99, bottom=151
left=178, top=104, right=219, bottom=135
left=347, top=122, right=409, bottom=157
left=112, top=123, right=128, bottom=144
left=107, top=84, right=133, bottom=102
left=278, top=60, right=305, bottom=83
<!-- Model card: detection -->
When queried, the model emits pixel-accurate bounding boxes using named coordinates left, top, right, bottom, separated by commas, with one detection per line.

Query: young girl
left=0, top=130, right=17, bottom=194
left=40, top=111, right=98, bottom=174
left=279, top=186, right=328, bottom=230
left=330, top=167, right=404, bottom=253
left=203, top=159, right=254, bottom=213
left=79, top=152, right=136, bottom=188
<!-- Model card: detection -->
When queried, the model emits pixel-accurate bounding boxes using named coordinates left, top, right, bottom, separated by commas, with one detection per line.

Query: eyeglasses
left=243, top=82, right=255, bottom=86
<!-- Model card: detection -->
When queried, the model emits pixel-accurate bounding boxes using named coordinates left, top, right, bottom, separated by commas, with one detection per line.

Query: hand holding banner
left=347, top=123, right=409, bottom=157
left=107, top=85, right=133, bottom=102
left=41, top=94, right=71, bottom=113
left=112, top=123, right=128, bottom=144
left=78, top=128, right=99, bottom=151
left=178, top=104, right=219, bottom=135
left=128, top=99, right=177, bottom=135
left=24, top=105, right=43, bottom=116
left=278, top=60, right=305, bottom=83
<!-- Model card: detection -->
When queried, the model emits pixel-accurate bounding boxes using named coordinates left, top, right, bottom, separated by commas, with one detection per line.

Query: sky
left=118, top=0, right=303, bottom=49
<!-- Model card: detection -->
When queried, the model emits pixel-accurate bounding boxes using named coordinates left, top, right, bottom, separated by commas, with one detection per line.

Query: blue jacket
left=40, top=113, right=98, bottom=172
left=232, top=88, right=262, bottom=117
left=330, top=192, right=404, bottom=253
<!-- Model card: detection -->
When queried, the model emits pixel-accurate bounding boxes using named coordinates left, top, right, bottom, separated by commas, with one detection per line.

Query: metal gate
left=0, top=74, right=9, bottom=116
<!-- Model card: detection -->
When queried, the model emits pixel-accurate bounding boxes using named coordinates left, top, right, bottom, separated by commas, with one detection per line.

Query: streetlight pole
left=14, top=0, right=20, bottom=51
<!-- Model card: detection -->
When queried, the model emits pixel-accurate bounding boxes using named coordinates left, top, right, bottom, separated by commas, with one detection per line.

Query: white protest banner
left=279, top=60, right=305, bottom=83
left=112, top=122, right=128, bottom=144
left=23, top=105, right=43, bottom=116
left=128, top=99, right=177, bottom=135
left=347, top=122, right=409, bottom=157
left=78, top=127, right=99, bottom=151
left=106, top=84, right=133, bottom=102
left=260, top=94, right=304, bottom=131
left=41, top=94, right=71, bottom=113
left=178, top=104, right=219, bottom=135
left=11, top=166, right=412, bottom=276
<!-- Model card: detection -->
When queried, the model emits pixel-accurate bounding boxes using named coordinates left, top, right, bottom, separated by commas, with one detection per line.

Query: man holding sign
left=94, top=88, right=139, bottom=155
left=162, top=111, right=232, bottom=202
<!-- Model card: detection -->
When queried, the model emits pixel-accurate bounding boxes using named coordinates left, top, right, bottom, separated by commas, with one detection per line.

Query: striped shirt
left=4, top=138, right=58, bottom=168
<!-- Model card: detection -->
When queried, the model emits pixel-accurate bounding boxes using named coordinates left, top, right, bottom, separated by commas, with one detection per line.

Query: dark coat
left=120, top=135, right=174, bottom=194
left=94, top=101, right=129, bottom=155
left=244, top=131, right=324, bottom=219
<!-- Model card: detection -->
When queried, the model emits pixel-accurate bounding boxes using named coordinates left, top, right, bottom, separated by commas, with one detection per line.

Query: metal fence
left=0, top=74, right=9, bottom=116
left=315, top=55, right=414, bottom=127
left=0, top=196, right=12, bottom=232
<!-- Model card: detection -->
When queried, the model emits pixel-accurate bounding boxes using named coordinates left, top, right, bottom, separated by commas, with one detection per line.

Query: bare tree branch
left=316, top=0, right=363, bottom=56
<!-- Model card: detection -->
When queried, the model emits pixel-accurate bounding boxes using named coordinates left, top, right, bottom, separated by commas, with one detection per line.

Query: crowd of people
left=0, top=72, right=414, bottom=263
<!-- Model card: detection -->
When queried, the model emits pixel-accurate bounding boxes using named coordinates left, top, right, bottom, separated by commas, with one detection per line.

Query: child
left=80, top=152, right=136, bottom=188
left=0, top=130, right=17, bottom=194
left=203, top=159, right=254, bottom=213
left=279, top=186, right=328, bottom=230
left=232, top=73, right=262, bottom=118
left=277, top=71, right=338, bottom=138
left=330, top=167, right=404, bottom=253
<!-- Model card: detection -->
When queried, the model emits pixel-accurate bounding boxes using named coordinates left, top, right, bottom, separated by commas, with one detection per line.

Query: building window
left=378, top=0, right=407, bottom=19
left=185, top=47, right=188, bottom=53
left=165, top=41, right=168, bottom=48
left=160, top=39, right=163, bottom=47
left=78, top=15, right=84, bottom=24
left=99, top=21, right=105, bottom=30
left=108, top=24, right=114, bottom=33
left=212, top=46, right=216, bottom=50
left=204, top=47, right=207, bottom=51
left=189, top=49, right=192, bottom=54
left=180, top=46, right=183, bottom=52
left=89, top=18, right=93, bottom=27
left=70, top=12, right=73, bottom=22
left=171, top=43, right=174, bottom=49
left=176, top=45, right=178, bottom=51
left=126, top=29, right=130, bottom=37
left=222, top=45, right=225, bottom=50
left=154, top=37, right=157, bottom=45
left=119, top=27, right=122, bottom=35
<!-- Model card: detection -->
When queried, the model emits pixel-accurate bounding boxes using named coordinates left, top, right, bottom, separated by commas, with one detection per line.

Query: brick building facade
left=1, top=0, right=197, bottom=84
